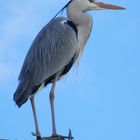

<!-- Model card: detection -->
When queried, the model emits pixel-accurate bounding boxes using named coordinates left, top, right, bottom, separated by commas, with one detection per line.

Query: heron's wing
left=18, top=17, right=78, bottom=85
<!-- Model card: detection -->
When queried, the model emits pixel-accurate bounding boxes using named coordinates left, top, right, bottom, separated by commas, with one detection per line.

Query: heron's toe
left=32, top=132, right=42, bottom=140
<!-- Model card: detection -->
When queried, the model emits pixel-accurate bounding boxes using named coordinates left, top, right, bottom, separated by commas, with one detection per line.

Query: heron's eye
left=88, top=0, right=94, bottom=3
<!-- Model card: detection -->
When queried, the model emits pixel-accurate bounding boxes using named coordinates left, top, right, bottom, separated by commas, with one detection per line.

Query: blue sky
left=0, top=0, right=140, bottom=140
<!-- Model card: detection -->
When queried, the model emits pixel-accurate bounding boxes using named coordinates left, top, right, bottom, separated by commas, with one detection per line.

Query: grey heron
left=13, top=0, right=125, bottom=139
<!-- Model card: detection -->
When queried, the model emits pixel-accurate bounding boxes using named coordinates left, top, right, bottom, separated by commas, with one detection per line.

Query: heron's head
left=52, top=0, right=125, bottom=22
left=70, top=0, right=125, bottom=11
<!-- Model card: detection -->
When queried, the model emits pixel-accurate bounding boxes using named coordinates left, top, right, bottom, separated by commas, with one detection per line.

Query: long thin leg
left=49, top=79, right=57, bottom=136
left=30, top=97, right=41, bottom=139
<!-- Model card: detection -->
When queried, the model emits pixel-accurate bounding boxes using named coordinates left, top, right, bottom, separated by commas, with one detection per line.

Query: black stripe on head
left=50, top=0, right=73, bottom=22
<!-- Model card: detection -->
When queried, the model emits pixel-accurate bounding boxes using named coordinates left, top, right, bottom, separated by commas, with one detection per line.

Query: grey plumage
left=14, top=17, right=79, bottom=107
left=13, top=0, right=125, bottom=137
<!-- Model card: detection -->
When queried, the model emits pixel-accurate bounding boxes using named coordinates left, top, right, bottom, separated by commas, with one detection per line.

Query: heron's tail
left=13, top=78, right=33, bottom=107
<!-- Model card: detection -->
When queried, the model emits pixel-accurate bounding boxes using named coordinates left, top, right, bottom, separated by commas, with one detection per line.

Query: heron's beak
left=94, top=1, right=125, bottom=10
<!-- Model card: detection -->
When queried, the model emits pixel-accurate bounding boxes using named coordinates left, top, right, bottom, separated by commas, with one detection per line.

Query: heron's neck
left=67, top=6, right=92, bottom=25
left=67, top=5, right=93, bottom=51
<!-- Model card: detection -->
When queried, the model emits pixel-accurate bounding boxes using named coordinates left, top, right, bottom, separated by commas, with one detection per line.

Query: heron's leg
left=49, top=79, right=57, bottom=136
left=30, top=97, right=41, bottom=139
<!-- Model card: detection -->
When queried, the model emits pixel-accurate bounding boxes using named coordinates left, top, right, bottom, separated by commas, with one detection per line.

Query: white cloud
left=0, top=1, right=41, bottom=81
left=0, top=0, right=74, bottom=82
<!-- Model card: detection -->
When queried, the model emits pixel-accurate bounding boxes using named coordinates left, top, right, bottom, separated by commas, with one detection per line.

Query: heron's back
left=14, top=17, right=79, bottom=107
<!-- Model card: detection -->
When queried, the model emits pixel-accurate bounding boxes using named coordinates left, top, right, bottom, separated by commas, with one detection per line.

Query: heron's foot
left=43, top=129, right=74, bottom=140
left=43, top=135, right=73, bottom=140
left=32, top=132, right=42, bottom=140
left=32, top=129, right=73, bottom=140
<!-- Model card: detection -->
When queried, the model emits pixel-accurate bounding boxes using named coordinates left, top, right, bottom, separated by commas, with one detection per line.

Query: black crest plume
left=50, top=0, right=72, bottom=21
